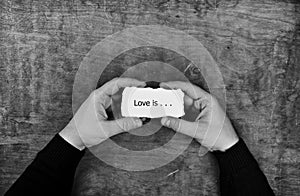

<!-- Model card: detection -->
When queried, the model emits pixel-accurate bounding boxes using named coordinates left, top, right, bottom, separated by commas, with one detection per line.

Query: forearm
left=213, top=138, right=275, bottom=196
left=5, top=134, right=85, bottom=196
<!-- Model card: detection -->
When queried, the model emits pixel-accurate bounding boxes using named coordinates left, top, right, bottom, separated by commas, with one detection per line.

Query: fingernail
left=161, top=117, right=167, bottom=125
left=140, top=81, right=146, bottom=86
left=162, top=117, right=170, bottom=127
left=166, top=120, right=170, bottom=127
left=135, top=118, right=142, bottom=127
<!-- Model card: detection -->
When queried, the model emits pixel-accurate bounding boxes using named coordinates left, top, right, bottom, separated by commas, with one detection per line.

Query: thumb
left=102, top=117, right=143, bottom=137
left=161, top=117, right=199, bottom=138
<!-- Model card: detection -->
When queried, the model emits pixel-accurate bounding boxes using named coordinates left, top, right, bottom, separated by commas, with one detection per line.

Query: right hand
left=160, top=81, right=239, bottom=152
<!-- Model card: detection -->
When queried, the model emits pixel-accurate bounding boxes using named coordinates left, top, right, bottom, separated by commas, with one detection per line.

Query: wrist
left=218, top=135, right=239, bottom=152
left=212, top=138, right=259, bottom=176
left=217, top=119, right=239, bottom=152
left=59, top=120, right=85, bottom=151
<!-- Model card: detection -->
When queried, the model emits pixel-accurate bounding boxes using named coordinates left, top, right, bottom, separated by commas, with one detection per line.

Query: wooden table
left=0, top=0, right=299, bottom=195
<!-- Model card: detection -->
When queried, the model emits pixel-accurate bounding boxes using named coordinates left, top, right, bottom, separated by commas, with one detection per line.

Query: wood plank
left=0, top=0, right=299, bottom=195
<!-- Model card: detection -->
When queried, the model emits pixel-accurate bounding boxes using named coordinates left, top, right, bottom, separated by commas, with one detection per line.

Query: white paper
left=121, top=87, right=185, bottom=118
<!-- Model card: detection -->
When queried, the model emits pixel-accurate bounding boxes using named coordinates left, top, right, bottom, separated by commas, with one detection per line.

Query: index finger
left=160, top=81, right=209, bottom=100
left=97, top=77, right=146, bottom=96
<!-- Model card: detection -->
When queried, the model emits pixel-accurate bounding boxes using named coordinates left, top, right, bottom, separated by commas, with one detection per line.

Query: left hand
left=59, top=77, right=146, bottom=150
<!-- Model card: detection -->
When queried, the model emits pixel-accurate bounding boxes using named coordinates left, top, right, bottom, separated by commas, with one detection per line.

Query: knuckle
left=171, top=119, right=180, bottom=131
left=123, top=120, right=130, bottom=131
left=111, top=77, right=120, bottom=84
left=124, top=118, right=135, bottom=131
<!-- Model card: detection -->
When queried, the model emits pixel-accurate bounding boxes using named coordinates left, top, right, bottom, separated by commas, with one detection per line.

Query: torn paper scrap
left=121, top=87, right=185, bottom=118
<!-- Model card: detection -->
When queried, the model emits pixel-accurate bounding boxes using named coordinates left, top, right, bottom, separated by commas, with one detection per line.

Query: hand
left=160, top=81, right=239, bottom=152
left=59, top=77, right=146, bottom=150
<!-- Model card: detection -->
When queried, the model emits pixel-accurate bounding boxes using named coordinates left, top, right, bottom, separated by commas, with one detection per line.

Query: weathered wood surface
left=0, top=0, right=299, bottom=195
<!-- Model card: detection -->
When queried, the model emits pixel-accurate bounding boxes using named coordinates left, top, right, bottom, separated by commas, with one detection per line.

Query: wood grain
left=0, top=0, right=299, bottom=195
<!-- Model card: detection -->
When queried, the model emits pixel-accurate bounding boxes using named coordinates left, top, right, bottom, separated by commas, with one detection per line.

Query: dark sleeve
left=212, top=138, right=275, bottom=196
left=5, top=134, right=85, bottom=196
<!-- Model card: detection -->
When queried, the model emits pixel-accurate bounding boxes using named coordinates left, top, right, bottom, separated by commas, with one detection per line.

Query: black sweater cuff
left=212, top=138, right=259, bottom=177
left=35, top=133, right=85, bottom=171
